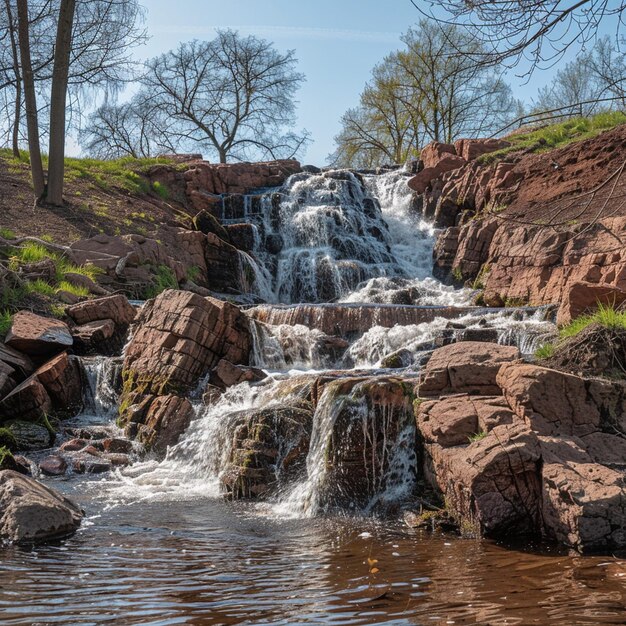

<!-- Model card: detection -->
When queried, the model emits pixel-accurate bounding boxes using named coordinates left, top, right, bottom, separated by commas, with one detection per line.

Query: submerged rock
left=0, top=470, right=82, bottom=544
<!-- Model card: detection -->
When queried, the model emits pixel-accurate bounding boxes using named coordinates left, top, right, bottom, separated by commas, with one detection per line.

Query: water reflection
left=2, top=493, right=626, bottom=625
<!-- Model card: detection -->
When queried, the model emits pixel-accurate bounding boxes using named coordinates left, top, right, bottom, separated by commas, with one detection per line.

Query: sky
left=119, top=0, right=597, bottom=165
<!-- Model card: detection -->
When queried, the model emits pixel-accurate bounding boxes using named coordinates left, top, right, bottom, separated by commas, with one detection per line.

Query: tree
left=417, top=1, right=626, bottom=75
left=79, top=96, right=176, bottom=159
left=140, top=30, right=309, bottom=163
left=331, top=20, right=519, bottom=168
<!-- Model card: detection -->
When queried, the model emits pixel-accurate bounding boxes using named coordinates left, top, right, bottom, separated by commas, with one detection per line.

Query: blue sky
left=131, top=0, right=581, bottom=164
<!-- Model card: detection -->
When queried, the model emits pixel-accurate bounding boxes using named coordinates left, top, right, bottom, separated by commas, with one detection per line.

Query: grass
left=535, top=303, right=626, bottom=360
left=479, top=110, right=626, bottom=165
left=56, top=280, right=89, bottom=298
left=0, top=311, right=12, bottom=338
left=144, top=264, right=179, bottom=299
left=0, top=227, right=16, bottom=239
left=152, top=181, right=169, bottom=199
left=25, top=279, right=56, bottom=297
left=468, top=431, right=487, bottom=443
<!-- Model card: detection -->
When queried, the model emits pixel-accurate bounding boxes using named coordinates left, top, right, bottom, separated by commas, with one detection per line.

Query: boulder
left=418, top=342, right=519, bottom=397
left=0, top=360, right=17, bottom=398
left=192, top=210, right=230, bottom=241
left=226, top=224, right=256, bottom=253
left=454, top=138, right=510, bottom=162
left=71, top=319, right=116, bottom=354
left=122, top=290, right=252, bottom=397
left=557, top=281, right=626, bottom=326
left=5, top=420, right=53, bottom=450
left=67, top=294, right=136, bottom=327
left=5, top=312, right=73, bottom=356
left=0, top=376, right=52, bottom=423
left=39, top=455, right=68, bottom=476
left=34, top=352, right=83, bottom=417
left=0, top=470, right=82, bottom=544
left=422, top=423, right=542, bottom=536
left=0, top=342, right=34, bottom=377
left=222, top=403, right=313, bottom=499
left=496, top=362, right=626, bottom=437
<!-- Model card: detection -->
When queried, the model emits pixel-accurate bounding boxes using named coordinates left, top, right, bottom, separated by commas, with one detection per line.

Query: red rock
left=420, top=142, right=458, bottom=169
left=102, top=438, right=133, bottom=454
left=39, top=455, right=67, bottom=476
left=418, top=342, right=519, bottom=397
left=59, top=438, right=89, bottom=452
left=71, top=319, right=116, bottom=345
left=409, top=155, right=466, bottom=194
left=0, top=360, right=17, bottom=398
left=67, top=294, right=136, bottom=327
left=0, top=376, right=51, bottom=422
left=5, top=312, right=73, bottom=356
left=101, top=453, right=130, bottom=467
left=0, top=343, right=34, bottom=376
left=496, top=362, right=626, bottom=437
left=211, top=359, right=267, bottom=389
left=136, top=395, right=194, bottom=454
left=557, top=281, right=626, bottom=326
left=34, top=352, right=82, bottom=416
left=454, top=138, right=510, bottom=162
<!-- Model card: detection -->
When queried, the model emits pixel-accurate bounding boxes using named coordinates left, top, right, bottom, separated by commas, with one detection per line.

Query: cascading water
left=100, top=167, right=556, bottom=519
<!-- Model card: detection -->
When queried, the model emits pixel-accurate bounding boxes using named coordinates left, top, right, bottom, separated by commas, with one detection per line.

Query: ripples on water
left=2, top=490, right=626, bottom=625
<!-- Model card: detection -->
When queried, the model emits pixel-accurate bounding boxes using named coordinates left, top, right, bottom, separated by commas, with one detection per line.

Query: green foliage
left=0, top=446, right=15, bottom=469
left=25, top=279, right=56, bottom=297
left=452, top=267, right=463, bottom=282
left=186, top=265, right=201, bottom=283
left=560, top=303, right=626, bottom=339
left=468, top=431, right=487, bottom=443
left=479, top=111, right=626, bottom=164
left=9, top=242, right=50, bottom=266
left=152, top=181, right=169, bottom=199
left=56, top=281, right=89, bottom=298
left=0, top=311, right=12, bottom=338
left=145, top=265, right=179, bottom=298
left=535, top=343, right=556, bottom=360
left=0, top=428, right=17, bottom=452
left=0, top=228, right=16, bottom=239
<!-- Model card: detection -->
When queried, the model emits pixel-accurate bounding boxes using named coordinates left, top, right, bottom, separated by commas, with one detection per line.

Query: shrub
left=145, top=265, right=178, bottom=298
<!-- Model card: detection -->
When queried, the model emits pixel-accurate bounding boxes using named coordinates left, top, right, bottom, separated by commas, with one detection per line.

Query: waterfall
left=81, top=356, right=121, bottom=419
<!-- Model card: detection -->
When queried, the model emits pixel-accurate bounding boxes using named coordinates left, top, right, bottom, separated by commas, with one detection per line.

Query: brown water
left=3, top=482, right=626, bottom=626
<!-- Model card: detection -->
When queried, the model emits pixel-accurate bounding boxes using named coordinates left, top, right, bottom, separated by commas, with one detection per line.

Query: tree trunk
left=4, top=0, right=22, bottom=158
left=46, top=0, right=76, bottom=207
left=15, top=0, right=44, bottom=197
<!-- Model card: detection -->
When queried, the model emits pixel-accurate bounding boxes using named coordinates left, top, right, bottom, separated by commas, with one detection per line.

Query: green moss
left=0, top=227, right=16, bottom=239
left=0, top=446, right=15, bottom=470
left=0, top=311, right=12, bottom=339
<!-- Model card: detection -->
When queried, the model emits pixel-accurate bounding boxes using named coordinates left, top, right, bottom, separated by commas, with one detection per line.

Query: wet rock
left=0, top=376, right=52, bottom=423
left=458, top=328, right=499, bottom=343
left=136, top=395, right=194, bottom=454
left=71, top=457, right=111, bottom=474
left=226, top=224, right=256, bottom=252
left=418, top=342, right=519, bottom=397
left=222, top=403, right=313, bottom=499
left=39, top=455, right=68, bottom=476
left=34, top=352, right=83, bottom=417
left=0, top=470, right=82, bottom=544
left=71, top=319, right=116, bottom=354
left=5, top=420, right=53, bottom=451
left=380, top=349, right=413, bottom=369
left=192, top=210, right=230, bottom=241
left=202, top=384, right=224, bottom=406
left=210, top=359, right=267, bottom=390
left=59, top=438, right=89, bottom=452
left=102, top=438, right=133, bottom=454
left=5, top=312, right=73, bottom=357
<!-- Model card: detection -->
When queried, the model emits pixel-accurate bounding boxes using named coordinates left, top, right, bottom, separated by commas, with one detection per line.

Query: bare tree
left=141, top=30, right=309, bottom=163
left=417, top=1, right=626, bottom=75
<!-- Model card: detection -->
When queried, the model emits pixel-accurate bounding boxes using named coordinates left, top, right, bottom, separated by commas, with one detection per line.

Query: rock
left=0, top=470, right=82, bottom=544
left=458, top=328, right=499, bottom=343
left=71, top=457, right=111, bottom=474
left=210, top=359, right=267, bottom=390
left=0, top=343, right=34, bottom=377
left=557, top=281, right=626, bottom=326
left=39, top=455, right=68, bottom=476
left=19, top=258, right=56, bottom=282
left=59, top=438, right=89, bottom=452
left=454, top=138, right=510, bottom=162
left=0, top=376, right=52, bottom=423
left=122, top=290, right=252, bottom=397
left=0, top=448, right=20, bottom=472
left=422, top=423, right=542, bottom=537
left=420, top=142, right=458, bottom=169
left=56, top=290, right=81, bottom=305
left=204, top=233, right=246, bottom=293
left=222, top=403, right=313, bottom=499
left=102, top=438, right=133, bottom=454
left=418, top=342, right=519, bottom=397
left=5, top=312, right=73, bottom=356
left=136, top=395, right=194, bottom=454
left=34, top=352, right=83, bottom=417
left=192, top=210, right=230, bottom=241
left=0, top=360, right=17, bottom=398
left=71, top=319, right=117, bottom=354
left=63, top=272, right=110, bottom=296
left=226, top=224, right=256, bottom=252
left=5, top=420, right=53, bottom=450
left=408, top=155, right=467, bottom=194
left=67, top=294, right=136, bottom=327
left=496, top=362, right=626, bottom=437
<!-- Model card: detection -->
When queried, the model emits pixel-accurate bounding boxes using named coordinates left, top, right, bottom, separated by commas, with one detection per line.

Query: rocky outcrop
left=415, top=342, right=626, bottom=552
left=119, top=290, right=253, bottom=451
left=0, top=470, right=82, bottom=544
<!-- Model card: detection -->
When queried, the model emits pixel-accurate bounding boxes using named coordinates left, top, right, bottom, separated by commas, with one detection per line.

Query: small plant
left=0, top=311, right=12, bottom=338
left=152, top=181, right=169, bottom=199
left=468, top=431, right=487, bottom=443
left=452, top=267, right=463, bottom=282
left=535, top=343, right=556, bottom=360
left=186, top=265, right=201, bottom=283
left=56, top=281, right=89, bottom=298
left=0, top=427, right=17, bottom=451
left=560, top=302, right=626, bottom=338
left=144, top=265, right=179, bottom=298
left=0, top=227, right=16, bottom=239
left=25, top=279, right=56, bottom=297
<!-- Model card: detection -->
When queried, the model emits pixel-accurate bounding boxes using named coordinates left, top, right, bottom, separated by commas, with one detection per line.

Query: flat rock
left=5, top=312, right=73, bottom=356
left=0, top=470, right=82, bottom=544
left=67, top=294, right=136, bottom=327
